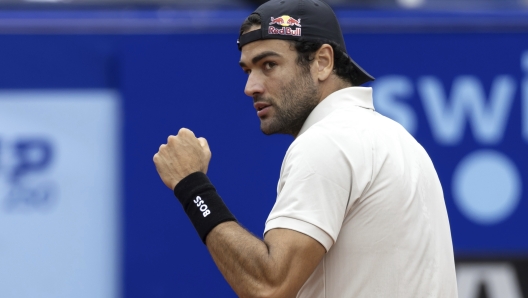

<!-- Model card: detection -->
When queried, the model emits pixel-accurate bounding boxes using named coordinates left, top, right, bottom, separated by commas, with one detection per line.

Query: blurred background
left=0, top=0, right=526, bottom=297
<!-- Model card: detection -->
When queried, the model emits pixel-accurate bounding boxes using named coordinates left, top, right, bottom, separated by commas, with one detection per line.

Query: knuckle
left=179, top=127, right=195, bottom=138
left=198, top=137, right=209, bottom=148
left=179, top=127, right=189, bottom=135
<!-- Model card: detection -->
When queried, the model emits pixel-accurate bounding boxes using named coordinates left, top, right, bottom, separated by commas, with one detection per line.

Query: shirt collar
left=298, top=87, right=374, bottom=137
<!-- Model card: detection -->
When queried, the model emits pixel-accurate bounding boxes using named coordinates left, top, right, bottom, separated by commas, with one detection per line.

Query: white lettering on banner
left=372, top=51, right=527, bottom=226
left=452, top=150, right=521, bottom=225
left=418, top=75, right=516, bottom=145
left=373, top=51, right=526, bottom=145
left=372, top=75, right=417, bottom=135
left=456, top=263, right=523, bottom=298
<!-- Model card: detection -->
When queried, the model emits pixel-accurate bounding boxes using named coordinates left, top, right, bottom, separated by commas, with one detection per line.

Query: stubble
left=256, top=70, right=320, bottom=136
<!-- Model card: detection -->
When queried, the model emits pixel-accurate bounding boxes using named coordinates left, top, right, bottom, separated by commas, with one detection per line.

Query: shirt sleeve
left=264, top=126, right=365, bottom=252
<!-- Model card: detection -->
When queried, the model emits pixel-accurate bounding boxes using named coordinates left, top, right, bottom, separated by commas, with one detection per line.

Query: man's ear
left=314, top=44, right=334, bottom=82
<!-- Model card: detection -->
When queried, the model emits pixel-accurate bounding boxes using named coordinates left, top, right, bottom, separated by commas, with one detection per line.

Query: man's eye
left=264, top=62, right=276, bottom=70
left=244, top=69, right=251, bottom=75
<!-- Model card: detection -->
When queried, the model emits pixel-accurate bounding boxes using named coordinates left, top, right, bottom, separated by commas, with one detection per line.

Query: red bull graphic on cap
left=268, top=15, right=301, bottom=37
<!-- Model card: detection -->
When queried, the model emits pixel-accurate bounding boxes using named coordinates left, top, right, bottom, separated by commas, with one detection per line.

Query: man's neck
left=317, top=78, right=352, bottom=105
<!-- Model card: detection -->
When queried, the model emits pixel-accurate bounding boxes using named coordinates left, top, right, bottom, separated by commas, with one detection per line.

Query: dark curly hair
left=239, top=13, right=357, bottom=86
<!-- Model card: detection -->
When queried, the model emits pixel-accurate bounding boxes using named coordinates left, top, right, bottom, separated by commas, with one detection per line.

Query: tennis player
left=154, top=0, right=458, bottom=296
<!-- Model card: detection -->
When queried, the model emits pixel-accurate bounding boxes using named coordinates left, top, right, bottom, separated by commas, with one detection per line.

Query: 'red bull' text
left=268, top=26, right=301, bottom=37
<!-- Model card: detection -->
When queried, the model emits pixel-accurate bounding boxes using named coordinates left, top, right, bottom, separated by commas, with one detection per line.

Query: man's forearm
left=205, top=221, right=324, bottom=297
left=206, top=221, right=291, bottom=298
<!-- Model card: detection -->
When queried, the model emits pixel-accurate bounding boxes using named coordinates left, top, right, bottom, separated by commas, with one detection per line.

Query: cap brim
left=347, top=55, right=375, bottom=86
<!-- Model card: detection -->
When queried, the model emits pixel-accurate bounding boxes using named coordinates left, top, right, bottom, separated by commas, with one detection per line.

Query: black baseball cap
left=237, top=0, right=375, bottom=86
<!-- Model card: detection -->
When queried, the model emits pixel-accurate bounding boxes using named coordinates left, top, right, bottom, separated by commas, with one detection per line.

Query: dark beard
left=255, top=70, right=320, bottom=136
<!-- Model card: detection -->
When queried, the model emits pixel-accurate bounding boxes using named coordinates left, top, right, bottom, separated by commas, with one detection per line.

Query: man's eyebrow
left=239, top=51, right=281, bottom=68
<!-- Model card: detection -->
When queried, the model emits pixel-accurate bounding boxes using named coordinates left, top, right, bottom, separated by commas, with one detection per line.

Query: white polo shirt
left=264, top=87, right=458, bottom=297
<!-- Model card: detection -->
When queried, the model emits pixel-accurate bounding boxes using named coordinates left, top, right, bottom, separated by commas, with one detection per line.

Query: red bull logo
left=269, top=17, right=285, bottom=26
left=287, top=17, right=301, bottom=27
left=269, top=15, right=301, bottom=27
left=268, top=15, right=302, bottom=37
left=268, top=26, right=301, bottom=37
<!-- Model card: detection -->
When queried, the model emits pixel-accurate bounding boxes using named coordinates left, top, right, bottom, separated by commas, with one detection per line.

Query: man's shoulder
left=283, top=116, right=371, bottom=174
left=293, top=109, right=373, bottom=150
left=288, top=107, right=427, bottom=171
left=290, top=121, right=355, bottom=157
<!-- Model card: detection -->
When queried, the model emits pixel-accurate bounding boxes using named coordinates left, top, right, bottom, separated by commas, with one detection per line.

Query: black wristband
left=173, top=172, right=237, bottom=244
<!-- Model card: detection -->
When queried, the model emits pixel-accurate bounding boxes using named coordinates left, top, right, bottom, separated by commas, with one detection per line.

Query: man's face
left=239, top=37, right=320, bottom=136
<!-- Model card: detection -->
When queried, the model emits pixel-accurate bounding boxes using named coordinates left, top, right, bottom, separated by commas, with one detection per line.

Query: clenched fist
left=153, top=128, right=211, bottom=190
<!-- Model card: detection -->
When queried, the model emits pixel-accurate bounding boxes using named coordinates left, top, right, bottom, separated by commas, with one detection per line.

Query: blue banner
left=366, top=33, right=528, bottom=255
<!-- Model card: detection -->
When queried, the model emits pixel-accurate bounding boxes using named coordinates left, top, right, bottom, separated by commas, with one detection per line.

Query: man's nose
left=244, top=73, right=264, bottom=97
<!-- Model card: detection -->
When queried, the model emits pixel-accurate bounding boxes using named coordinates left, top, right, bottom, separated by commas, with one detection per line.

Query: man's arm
left=206, top=222, right=325, bottom=298
left=153, top=128, right=325, bottom=297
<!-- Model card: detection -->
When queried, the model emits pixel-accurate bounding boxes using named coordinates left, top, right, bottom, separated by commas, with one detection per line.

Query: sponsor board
left=372, top=50, right=528, bottom=253
left=0, top=90, right=120, bottom=298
